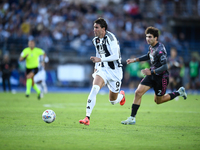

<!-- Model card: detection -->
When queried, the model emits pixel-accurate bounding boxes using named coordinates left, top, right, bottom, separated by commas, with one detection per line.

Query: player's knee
left=135, top=89, right=143, bottom=97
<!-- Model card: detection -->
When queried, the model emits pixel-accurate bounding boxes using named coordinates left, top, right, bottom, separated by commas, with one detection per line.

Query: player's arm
left=42, top=53, right=46, bottom=61
left=93, top=49, right=101, bottom=72
left=100, top=38, right=119, bottom=62
left=127, top=54, right=149, bottom=64
left=19, top=52, right=28, bottom=61
left=40, top=50, right=46, bottom=62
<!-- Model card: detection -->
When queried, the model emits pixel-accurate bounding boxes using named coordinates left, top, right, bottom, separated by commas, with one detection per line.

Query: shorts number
left=158, top=90, right=162, bottom=95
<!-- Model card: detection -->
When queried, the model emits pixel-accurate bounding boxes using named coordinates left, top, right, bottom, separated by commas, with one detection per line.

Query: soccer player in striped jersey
left=34, top=55, right=49, bottom=97
left=121, top=26, right=187, bottom=125
left=79, top=18, right=126, bottom=125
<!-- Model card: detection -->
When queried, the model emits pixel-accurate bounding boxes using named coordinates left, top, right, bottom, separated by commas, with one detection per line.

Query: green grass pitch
left=0, top=92, right=200, bottom=150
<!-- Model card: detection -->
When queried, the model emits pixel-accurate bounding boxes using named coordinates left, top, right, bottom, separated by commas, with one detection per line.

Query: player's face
left=171, top=49, right=177, bottom=57
left=146, top=34, right=157, bottom=46
left=28, top=41, right=35, bottom=49
left=94, top=23, right=105, bottom=38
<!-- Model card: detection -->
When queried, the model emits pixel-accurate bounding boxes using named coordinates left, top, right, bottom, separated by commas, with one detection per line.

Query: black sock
left=131, top=104, right=140, bottom=117
left=168, top=92, right=180, bottom=100
left=86, top=116, right=90, bottom=120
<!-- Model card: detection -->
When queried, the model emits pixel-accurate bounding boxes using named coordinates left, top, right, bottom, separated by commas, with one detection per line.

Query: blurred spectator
left=168, top=47, right=183, bottom=92
left=0, top=0, right=199, bottom=58
left=124, top=55, right=140, bottom=90
left=178, top=32, right=189, bottom=60
left=189, top=55, right=200, bottom=90
left=138, top=61, right=150, bottom=79
left=37, top=30, right=53, bottom=52
left=0, top=54, right=12, bottom=92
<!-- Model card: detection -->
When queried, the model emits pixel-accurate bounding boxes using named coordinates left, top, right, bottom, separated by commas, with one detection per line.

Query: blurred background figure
left=0, top=54, right=12, bottom=92
left=34, top=55, right=49, bottom=97
left=168, top=47, right=183, bottom=92
left=189, top=54, right=200, bottom=90
left=138, top=61, right=150, bottom=80
left=124, top=55, right=140, bottom=90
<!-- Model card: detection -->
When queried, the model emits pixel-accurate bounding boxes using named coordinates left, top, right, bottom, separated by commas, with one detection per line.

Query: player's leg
left=42, top=70, right=48, bottom=93
left=7, top=75, right=11, bottom=92
left=34, top=71, right=43, bottom=98
left=26, top=70, right=34, bottom=97
left=42, top=81, right=48, bottom=93
left=27, top=68, right=41, bottom=99
left=2, top=75, right=6, bottom=92
left=154, top=86, right=187, bottom=104
left=121, top=75, right=152, bottom=125
left=121, top=84, right=150, bottom=125
left=79, top=75, right=104, bottom=125
left=35, top=81, right=44, bottom=98
left=108, top=81, right=125, bottom=105
left=154, top=75, right=187, bottom=104
left=108, top=90, right=123, bottom=105
left=32, top=77, right=42, bottom=99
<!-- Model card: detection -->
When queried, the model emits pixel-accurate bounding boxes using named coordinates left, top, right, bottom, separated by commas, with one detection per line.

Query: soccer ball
left=42, top=109, right=56, bottom=123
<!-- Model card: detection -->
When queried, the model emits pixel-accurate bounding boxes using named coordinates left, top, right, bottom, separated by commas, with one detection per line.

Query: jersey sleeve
left=20, top=49, right=27, bottom=58
left=158, top=50, right=167, bottom=65
left=37, top=48, right=45, bottom=56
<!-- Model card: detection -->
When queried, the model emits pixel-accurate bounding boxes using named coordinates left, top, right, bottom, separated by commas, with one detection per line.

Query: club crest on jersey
left=150, top=47, right=153, bottom=53
left=97, top=45, right=105, bottom=54
left=96, top=38, right=100, bottom=43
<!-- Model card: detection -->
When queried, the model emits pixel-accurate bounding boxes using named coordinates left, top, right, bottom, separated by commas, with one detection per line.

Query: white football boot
left=178, top=87, right=187, bottom=100
left=121, top=116, right=136, bottom=125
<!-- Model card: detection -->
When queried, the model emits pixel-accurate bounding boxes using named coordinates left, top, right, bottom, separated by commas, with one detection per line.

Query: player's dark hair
left=145, top=26, right=159, bottom=39
left=94, top=17, right=107, bottom=30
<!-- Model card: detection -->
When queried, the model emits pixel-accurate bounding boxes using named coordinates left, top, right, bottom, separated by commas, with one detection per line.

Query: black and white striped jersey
left=38, top=55, right=49, bottom=71
left=92, top=31, right=122, bottom=70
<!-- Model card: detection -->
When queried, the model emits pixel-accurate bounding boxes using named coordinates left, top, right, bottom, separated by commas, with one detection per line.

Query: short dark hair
left=94, top=17, right=107, bottom=30
left=145, top=26, right=159, bottom=39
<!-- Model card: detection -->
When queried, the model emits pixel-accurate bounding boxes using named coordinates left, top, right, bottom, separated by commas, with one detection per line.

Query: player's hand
left=90, top=56, right=101, bottom=63
left=141, top=68, right=151, bottom=76
left=174, top=61, right=180, bottom=67
left=126, top=58, right=136, bottom=64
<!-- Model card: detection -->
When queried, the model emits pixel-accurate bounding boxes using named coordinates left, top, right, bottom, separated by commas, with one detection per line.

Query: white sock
left=109, top=93, right=123, bottom=105
left=86, top=85, right=100, bottom=117
left=41, top=81, right=48, bottom=93
left=36, top=83, right=42, bottom=92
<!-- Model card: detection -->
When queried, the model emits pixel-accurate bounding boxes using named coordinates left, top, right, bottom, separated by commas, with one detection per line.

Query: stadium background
left=0, top=0, right=200, bottom=92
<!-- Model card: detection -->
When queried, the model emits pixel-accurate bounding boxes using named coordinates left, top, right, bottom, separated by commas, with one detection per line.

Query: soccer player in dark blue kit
left=121, top=26, right=187, bottom=125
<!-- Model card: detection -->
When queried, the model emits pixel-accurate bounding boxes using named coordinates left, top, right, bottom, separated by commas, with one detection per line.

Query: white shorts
left=92, top=67, right=123, bottom=93
left=34, top=70, right=46, bottom=83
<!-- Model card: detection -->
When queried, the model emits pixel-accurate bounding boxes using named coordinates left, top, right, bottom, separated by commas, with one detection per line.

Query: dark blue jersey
left=148, top=42, right=169, bottom=76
